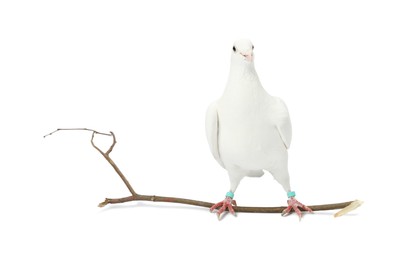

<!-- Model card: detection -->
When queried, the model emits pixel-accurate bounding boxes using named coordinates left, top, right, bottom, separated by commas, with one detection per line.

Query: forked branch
left=44, top=128, right=362, bottom=216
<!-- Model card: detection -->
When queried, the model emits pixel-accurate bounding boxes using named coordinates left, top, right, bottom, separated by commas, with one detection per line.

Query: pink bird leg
left=282, top=197, right=313, bottom=219
left=210, top=197, right=237, bottom=219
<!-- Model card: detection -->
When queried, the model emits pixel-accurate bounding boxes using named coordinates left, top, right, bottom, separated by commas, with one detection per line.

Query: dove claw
left=210, top=201, right=224, bottom=212
left=281, top=206, right=292, bottom=217
left=211, top=197, right=236, bottom=220
left=282, top=197, right=313, bottom=219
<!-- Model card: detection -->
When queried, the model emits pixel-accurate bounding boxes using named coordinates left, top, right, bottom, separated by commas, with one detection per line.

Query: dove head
left=231, top=39, right=255, bottom=66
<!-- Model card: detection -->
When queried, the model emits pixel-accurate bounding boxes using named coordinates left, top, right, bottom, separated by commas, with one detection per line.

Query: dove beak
left=240, top=51, right=253, bottom=62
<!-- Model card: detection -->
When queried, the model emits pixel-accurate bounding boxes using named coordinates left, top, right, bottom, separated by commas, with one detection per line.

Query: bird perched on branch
left=205, top=39, right=312, bottom=219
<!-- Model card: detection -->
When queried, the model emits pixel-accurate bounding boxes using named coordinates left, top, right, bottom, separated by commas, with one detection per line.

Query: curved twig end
left=98, top=199, right=109, bottom=208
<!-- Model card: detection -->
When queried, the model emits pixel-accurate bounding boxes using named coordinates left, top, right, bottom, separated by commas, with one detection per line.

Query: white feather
left=205, top=102, right=224, bottom=168
left=273, top=97, right=292, bottom=149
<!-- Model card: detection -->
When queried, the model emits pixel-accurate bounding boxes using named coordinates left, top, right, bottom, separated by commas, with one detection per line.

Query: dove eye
left=233, top=46, right=236, bottom=52
left=252, top=45, right=254, bottom=50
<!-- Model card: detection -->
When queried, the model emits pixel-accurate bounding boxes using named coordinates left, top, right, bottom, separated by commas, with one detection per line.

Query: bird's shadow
left=301, top=211, right=359, bottom=218
left=98, top=201, right=210, bottom=213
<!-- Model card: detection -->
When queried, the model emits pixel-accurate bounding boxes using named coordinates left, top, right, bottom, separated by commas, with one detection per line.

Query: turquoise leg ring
left=287, top=191, right=296, bottom=198
left=226, top=191, right=234, bottom=199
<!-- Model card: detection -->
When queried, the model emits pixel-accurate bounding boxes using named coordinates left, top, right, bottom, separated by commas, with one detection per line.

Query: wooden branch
left=89, top=131, right=137, bottom=197
left=45, top=128, right=361, bottom=216
left=98, top=195, right=356, bottom=214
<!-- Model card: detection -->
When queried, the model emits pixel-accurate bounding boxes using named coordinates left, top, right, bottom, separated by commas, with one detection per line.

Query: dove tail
left=247, top=170, right=264, bottom=178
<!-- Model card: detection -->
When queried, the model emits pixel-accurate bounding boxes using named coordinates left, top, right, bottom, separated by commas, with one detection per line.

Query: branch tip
left=43, top=128, right=112, bottom=139
left=98, top=199, right=109, bottom=208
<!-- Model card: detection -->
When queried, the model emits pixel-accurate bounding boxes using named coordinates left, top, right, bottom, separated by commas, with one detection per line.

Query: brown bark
left=98, top=195, right=355, bottom=213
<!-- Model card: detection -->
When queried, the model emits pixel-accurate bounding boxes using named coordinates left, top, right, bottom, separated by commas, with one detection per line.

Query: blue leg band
left=287, top=191, right=296, bottom=198
left=226, top=191, right=234, bottom=199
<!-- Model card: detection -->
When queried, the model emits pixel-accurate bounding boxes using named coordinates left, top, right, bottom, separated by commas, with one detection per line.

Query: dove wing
left=205, top=102, right=224, bottom=168
left=273, top=97, right=292, bottom=149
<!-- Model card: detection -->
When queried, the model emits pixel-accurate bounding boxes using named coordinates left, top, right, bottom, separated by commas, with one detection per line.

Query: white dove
left=205, top=39, right=312, bottom=219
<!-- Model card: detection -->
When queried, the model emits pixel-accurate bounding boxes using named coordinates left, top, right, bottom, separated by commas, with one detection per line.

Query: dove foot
left=210, top=196, right=237, bottom=220
left=282, top=197, right=313, bottom=219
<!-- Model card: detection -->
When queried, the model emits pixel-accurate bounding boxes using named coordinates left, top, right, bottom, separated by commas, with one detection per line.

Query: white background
left=1, top=0, right=407, bottom=259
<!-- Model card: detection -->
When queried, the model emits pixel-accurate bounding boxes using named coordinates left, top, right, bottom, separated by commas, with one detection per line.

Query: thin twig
left=106, top=131, right=116, bottom=155
left=43, top=128, right=111, bottom=138
left=90, top=131, right=137, bottom=197
left=46, top=128, right=361, bottom=215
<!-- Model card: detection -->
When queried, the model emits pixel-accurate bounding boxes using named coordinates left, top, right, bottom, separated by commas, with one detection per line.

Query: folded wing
left=205, top=102, right=224, bottom=167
